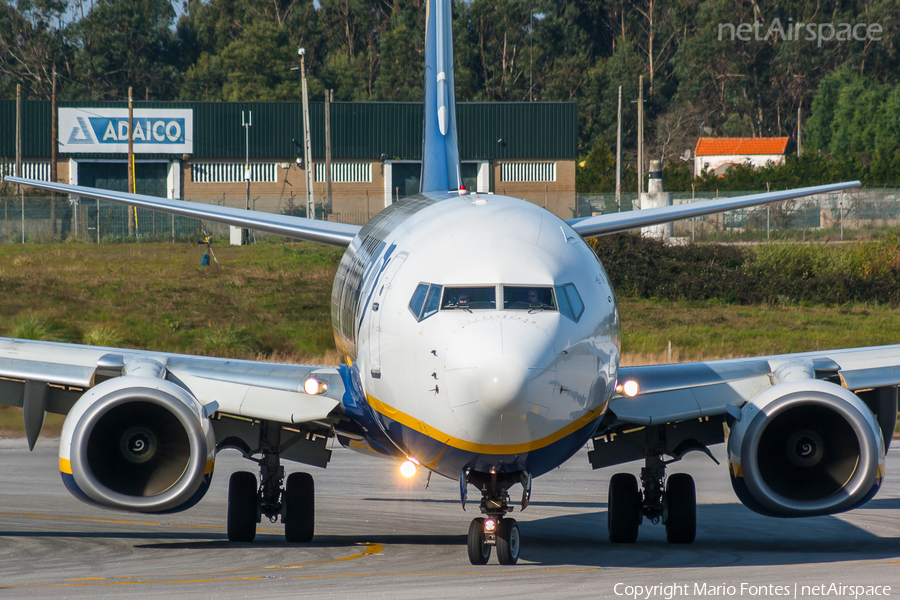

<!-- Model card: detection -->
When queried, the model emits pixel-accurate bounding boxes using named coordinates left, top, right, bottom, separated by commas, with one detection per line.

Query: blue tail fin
left=420, top=0, right=461, bottom=194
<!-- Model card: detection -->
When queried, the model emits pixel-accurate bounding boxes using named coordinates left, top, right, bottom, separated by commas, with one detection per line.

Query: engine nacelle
left=59, top=376, right=216, bottom=514
left=728, top=379, right=884, bottom=517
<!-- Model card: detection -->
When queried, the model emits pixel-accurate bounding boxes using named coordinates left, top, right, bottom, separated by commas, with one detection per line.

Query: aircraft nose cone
left=477, top=356, right=528, bottom=412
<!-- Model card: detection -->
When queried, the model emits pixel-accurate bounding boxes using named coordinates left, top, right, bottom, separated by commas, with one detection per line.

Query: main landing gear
left=226, top=421, right=316, bottom=543
left=465, top=471, right=528, bottom=565
left=607, top=427, right=699, bottom=544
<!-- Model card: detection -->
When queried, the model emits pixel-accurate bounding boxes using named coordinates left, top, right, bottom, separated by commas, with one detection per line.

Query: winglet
left=420, top=0, right=461, bottom=194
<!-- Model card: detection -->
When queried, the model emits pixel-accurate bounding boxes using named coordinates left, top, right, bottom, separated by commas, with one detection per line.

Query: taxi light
left=483, top=518, right=497, bottom=532
left=303, top=377, right=328, bottom=395
left=400, top=460, right=417, bottom=478
left=618, top=380, right=639, bottom=397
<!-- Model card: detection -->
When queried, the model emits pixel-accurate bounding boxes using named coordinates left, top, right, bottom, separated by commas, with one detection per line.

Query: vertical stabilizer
left=420, top=0, right=461, bottom=193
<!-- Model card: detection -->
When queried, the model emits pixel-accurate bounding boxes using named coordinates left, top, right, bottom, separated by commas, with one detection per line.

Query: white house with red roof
left=694, top=137, right=790, bottom=178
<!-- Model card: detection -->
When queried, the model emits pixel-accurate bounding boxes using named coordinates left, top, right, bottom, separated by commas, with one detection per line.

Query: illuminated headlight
left=483, top=518, right=497, bottom=532
left=303, top=377, right=328, bottom=396
left=616, top=380, right=640, bottom=397
left=400, top=460, right=417, bottom=478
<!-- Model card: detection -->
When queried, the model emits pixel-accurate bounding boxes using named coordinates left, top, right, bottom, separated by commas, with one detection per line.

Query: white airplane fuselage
left=331, top=192, right=621, bottom=481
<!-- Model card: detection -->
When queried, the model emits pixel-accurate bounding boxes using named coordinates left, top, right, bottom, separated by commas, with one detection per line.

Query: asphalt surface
left=1, top=435, right=899, bottom=599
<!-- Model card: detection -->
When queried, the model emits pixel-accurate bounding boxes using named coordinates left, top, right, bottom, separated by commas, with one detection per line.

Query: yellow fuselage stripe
left=366, top=393, right=604, bottom=455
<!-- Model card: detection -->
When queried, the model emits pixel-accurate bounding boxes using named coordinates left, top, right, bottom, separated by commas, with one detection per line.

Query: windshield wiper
left=528, top=304, right=555, bottom=313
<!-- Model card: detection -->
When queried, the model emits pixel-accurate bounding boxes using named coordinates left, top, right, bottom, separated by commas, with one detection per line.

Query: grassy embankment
left=2, top=239, right=900, bottom=435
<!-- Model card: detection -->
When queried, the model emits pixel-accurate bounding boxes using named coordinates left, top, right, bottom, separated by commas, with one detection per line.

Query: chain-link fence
left=577, top=188, right=900, bottom=242
left=3, top=189, right=899, bottom=244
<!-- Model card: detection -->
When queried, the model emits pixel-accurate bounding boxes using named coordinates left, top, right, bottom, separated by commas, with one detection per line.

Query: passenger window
left=555, top=283, right=584, bottom=322
left=503, top=286, right=556, bottom=311
left=441, top=287, right=496, bottom=310
left=409, top=283, right=429, bottom=320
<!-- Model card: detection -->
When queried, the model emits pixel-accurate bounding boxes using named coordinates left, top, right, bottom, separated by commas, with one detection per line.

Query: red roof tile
left=694, top=137, right=790, bottom=156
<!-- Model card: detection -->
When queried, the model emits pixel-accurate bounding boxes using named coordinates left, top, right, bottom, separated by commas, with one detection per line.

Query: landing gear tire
left=467, top=517, right=491, bottom=565
left=664, top=473, right=696, bottom=544
left=227, top=471, right=258, bottom=542
left=608, top=473, right=641, bottom=543
left=284, top=472, right=315, bottom=543
left=496, top=518, right=520, bottom=565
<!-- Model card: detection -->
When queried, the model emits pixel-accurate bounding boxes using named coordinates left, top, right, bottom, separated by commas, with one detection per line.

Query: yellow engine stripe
left=366, top=393, right=605, bottom=455
left=61, top=458, right=213, bottom=475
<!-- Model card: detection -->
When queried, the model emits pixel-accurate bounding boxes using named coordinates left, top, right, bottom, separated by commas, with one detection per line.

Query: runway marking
left=0, top=509, right=389, bottom=588
left=3, top=566, right=605, bottom=590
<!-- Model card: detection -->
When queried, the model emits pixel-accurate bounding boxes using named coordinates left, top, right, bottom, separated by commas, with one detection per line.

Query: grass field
left=2, top=240, right=899, bottom=436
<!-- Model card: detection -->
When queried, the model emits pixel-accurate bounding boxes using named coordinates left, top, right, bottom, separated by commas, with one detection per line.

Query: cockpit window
left=502, top=286, right=556, bottom=311
left=409, top=284, right=429, bottom=319
left=409, top=283, right=443, bottom=321
left=441, top=286, right=496, bottom=310
left=555, top=283, right=585, bottom=322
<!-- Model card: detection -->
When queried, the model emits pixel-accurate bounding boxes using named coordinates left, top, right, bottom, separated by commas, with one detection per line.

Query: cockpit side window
left=409, top=283, right=429, bottom=320
left=422, top=284, right=442, bottom=319
left=555, top=283, right=584, bottom=322
left=409, top=283, right=443, bottom=321
left=502, top=286, right=556, bottom=310
left=441, top=286, right=496, bottom=310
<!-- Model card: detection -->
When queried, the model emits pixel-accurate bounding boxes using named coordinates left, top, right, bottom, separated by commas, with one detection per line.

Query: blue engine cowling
left=728, top=379, right=884, bottom=517
left=59, top=376, right=215, bottom=514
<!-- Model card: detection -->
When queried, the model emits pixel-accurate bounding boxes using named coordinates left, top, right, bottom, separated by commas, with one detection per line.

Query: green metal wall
left=1, top=100, right=576, bottom=161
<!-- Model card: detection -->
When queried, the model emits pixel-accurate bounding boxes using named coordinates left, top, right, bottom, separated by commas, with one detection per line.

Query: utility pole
left=16, top=84, right=23, bottom=243
left=325, top=89, right=333, bottom=219
left=242, top=110, right=252, bottom=244
left=637, top=75, right=644, bottom=195
left=797, top=106, right=802, bottom=156
left=299, top=47, right=315, bottom=220
left=51, top=71, right=57, bottom=236
left=127, top=87, right=134, bottom=236
left=616, top=85, right=622, bottom=212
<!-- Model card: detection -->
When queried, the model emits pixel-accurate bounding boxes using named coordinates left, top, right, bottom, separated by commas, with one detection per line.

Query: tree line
left=2, top=0, right=899, bottom=186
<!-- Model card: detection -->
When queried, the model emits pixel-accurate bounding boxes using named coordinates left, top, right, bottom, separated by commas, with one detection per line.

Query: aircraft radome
left=3, top=0, right=888, bottom=567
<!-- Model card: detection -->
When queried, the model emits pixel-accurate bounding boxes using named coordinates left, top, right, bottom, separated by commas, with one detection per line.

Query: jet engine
left=59, top=376, right=216, bottom=513
left=728, top=379, right=884, bottom=517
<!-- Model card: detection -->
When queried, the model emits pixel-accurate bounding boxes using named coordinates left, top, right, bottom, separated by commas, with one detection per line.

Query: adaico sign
left=59, top=108, right=193, bottom=154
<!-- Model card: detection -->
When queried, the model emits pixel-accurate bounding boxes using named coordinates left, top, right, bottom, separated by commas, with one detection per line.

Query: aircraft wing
left=567, top=181, right=860, bottom=238
left=4, top=176, right=360, bottom=248
left=0, top=336, right=346, bottom=452
left=588, top=344, right=900, bottom=472
left=610, top=344, right=900, bottom=425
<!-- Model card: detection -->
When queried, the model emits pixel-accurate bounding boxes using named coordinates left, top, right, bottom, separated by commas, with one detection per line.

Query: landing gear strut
left=465, top=471, right=525, bottom=565
left=225, top=421, right=315, bottom=543
left=606, top=426, right=698, bottom=544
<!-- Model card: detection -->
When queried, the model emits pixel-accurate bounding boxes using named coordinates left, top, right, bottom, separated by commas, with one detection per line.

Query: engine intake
left=728, top=380, right=884, bottom=517
left=60, top=376, right=215, bottom=513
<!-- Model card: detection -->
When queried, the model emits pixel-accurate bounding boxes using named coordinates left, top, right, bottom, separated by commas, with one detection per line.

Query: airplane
left=2, top=0, right=890, bottom=567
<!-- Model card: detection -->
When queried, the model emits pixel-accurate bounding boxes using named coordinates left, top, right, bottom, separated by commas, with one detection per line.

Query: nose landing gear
left=465, top=471, right=525, bottom=565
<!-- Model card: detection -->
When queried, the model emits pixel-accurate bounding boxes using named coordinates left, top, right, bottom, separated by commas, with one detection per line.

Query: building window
left=315, top=162, right=372, bottom=183
left=190, top=162, right=276, bottom=183
left=501, top=162, right=556, bottom=183
left=0, top=161, right=51, bottom=181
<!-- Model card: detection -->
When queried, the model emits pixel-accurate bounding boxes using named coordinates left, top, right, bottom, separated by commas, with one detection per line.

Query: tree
left=0, top=0, right=73, bottom=99
left=70, top=0, right=180, bottom=100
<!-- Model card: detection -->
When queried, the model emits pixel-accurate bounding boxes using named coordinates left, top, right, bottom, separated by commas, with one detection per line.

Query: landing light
left=484, top=518, right=497, bottom=532
left=400, top=460, right=417, bottom=478
left=617, top=380, right=640, bottom=397
left=303, top=377, right=328, bottom=395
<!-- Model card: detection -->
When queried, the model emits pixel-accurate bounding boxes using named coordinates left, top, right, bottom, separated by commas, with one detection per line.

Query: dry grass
left=4, top=241, right=900, bottom=438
